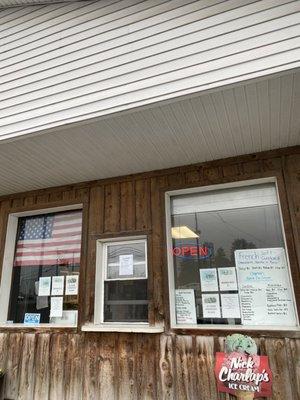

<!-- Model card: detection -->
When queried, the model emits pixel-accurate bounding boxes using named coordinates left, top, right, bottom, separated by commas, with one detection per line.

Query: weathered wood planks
left=0, top=333, right=298, bottom=399
left=0, top=148, right=298, bottom=399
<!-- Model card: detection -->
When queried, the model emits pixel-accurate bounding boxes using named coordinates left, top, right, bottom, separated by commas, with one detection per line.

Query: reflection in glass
left=171, top=187, right=286, bottom=326
left=8, top=210, right=82, bottom=324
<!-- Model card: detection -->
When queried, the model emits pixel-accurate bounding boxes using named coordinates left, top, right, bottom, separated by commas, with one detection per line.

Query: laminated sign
left=214, top=334, right=272, bottom=399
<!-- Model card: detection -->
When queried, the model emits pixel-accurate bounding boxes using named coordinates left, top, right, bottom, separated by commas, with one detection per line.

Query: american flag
left=14, top=210, right=82, bottom=267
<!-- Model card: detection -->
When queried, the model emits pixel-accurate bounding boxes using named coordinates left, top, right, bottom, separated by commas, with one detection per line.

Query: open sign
left=172, top=244, right=212, bottom=259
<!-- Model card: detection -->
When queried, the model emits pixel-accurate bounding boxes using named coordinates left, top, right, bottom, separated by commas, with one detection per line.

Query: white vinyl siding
left=0, top=0, right=299, bottom=139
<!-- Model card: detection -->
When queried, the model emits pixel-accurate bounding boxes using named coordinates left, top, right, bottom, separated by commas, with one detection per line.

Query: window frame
left=94, top=236, right=150, bottom=327
left=0, top=203, right=83, bottom=328
left=165, top=177, right=300, bottom=331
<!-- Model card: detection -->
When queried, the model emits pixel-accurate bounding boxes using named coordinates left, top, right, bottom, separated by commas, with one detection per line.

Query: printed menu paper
left=38, top=276, right=51, bottom=296
left=202, top=293, right=221, bottom=318
left=51, top=276, right=64, bottom=296
left=50, top=296, right=63, bottom=318
left=218, top=267, right=238, bottom=291
left=235, top=248, right=297, bottom=326
left=66, top=275, right=79, bottom=295
left=200, top=268, right=218, bottom=292
left=119, top=254, right=134, bottom=276
left=175, top=289, right=197, bottom=324
left=221, top=293, right=241, bottom=319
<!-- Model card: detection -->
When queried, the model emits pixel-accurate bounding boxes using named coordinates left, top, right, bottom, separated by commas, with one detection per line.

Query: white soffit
left=0, top=0, right=299, bottom=140
left=0, top=71, right=299, bottom=196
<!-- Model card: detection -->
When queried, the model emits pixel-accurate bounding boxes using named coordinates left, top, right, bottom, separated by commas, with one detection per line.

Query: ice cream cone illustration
left=235, top=390, right=255, bottom=400
left=225, top=333, right=257, bottom=356
left=225, top=334, right=258, bottom=400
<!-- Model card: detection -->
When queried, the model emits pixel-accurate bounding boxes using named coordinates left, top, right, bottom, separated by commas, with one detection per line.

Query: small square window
left=95, top=237, right=149, bottom=325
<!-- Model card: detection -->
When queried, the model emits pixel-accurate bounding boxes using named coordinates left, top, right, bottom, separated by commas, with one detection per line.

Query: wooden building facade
left=0, top=147, right=299, bottom=400
left=1, top=1, right=300, bottom=399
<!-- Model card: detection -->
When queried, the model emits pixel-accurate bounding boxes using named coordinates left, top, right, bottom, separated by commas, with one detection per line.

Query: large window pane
left=8, top=210, right=82, bottom=325
left=170, top=183, right=297, bottom=327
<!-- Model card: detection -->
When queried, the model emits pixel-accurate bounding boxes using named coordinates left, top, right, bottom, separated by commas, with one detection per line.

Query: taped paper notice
left=119, top=254, right=134, bottom=276
left=202, top=293, right=221, bottom=318
left=38, top=277, right=51, bottom=296
left=200, top=268, right=218, bottom=292
left=218, top=267, right=238, bottom=291
left=175, top=289, right=197, bottom=324
left=51, top=276, right=64, bottom=296
left=65, top=275, right=79, bottom=295
left=50, top=296, right=63, bottom=318
left=221, top=293, right=241, bottom=319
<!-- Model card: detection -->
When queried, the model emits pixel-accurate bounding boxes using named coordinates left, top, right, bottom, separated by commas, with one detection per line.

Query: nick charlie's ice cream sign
left=215, top=334, right=272, bottom=399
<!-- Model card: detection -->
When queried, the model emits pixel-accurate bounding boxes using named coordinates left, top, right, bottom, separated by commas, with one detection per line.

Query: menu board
left=235, top=248, right=296, bottom=326
left=175, top=289, right=197, bottom=324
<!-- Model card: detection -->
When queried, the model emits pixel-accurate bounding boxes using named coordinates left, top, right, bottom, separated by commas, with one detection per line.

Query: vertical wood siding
left=0, top=148, right=299, bottom=399
left=0, top=0, right=299, bottom=139
left=0, top=332, right=299, bottom=400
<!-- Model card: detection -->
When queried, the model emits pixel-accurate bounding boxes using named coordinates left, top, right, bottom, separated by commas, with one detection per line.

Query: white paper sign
left=50, top=310, right=78, bottom=326
left=221, top=293, right=241, bottom=319
left=202, top=293, right=221, bottom=318
left=175, top=289, right=197, bottom=324
left=38, top=277, right=51, bottom=296
left=35, top=281, right=48, bottom=310
left=66, top=275, right=79, bottom=295
left=200, top=268, right=218, bottom=292
left=119, top=254, right=134, bottom=276
left=218, top=267, right=238, bottom=291
left=50, top=296, right=63, bottom=318
left=235, top=248, right=297, bottom=326
left=51, top=276, right=64, bottom=296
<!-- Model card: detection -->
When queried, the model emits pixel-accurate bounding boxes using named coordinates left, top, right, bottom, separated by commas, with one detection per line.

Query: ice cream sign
left=215, top=334, right=272, bottom=399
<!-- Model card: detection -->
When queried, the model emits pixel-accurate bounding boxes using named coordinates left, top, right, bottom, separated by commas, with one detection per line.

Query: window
left=95, top=237, right=148, bottom=325
left=0, top=206, right=82, bottom=327
left=166, top=179, right=298, bottom=329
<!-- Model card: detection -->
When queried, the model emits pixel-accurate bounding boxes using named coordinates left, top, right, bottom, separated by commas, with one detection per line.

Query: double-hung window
left=166, top=179, right=298, bottom=330
left=94, top=237, right=149, bottom=326
left=0, top=206, right=82, bottom=327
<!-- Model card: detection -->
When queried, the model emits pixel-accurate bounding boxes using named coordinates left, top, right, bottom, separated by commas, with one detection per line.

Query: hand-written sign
left=175, top=289, right=197, bottom=324
left=215, top=351, right=272, bottom=398
left=235, top=248, right=296, bottom=326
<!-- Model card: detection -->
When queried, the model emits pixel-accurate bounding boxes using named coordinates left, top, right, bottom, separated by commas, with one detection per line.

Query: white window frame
left=83, top=236, right=163, bottom=333
left=165, top=177, right=300, bottom=331
left=0, top=203, right=83, bottom=328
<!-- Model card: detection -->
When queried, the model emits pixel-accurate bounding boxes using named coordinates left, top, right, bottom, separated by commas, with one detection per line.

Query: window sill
left=170, top=324, right=300, bottom=338
left=0, top=323, right=76, bottom=329
left=82, top=323, right=164, bottom=333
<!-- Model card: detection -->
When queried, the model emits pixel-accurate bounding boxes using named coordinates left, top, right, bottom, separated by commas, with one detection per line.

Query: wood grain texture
left=0, top=148, right=298, bottom=398
left=0, top=333, right=297, bottom=399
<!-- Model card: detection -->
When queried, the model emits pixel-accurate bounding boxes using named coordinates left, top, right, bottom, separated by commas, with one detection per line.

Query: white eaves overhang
left=0, top=70, right=299, bottom=196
